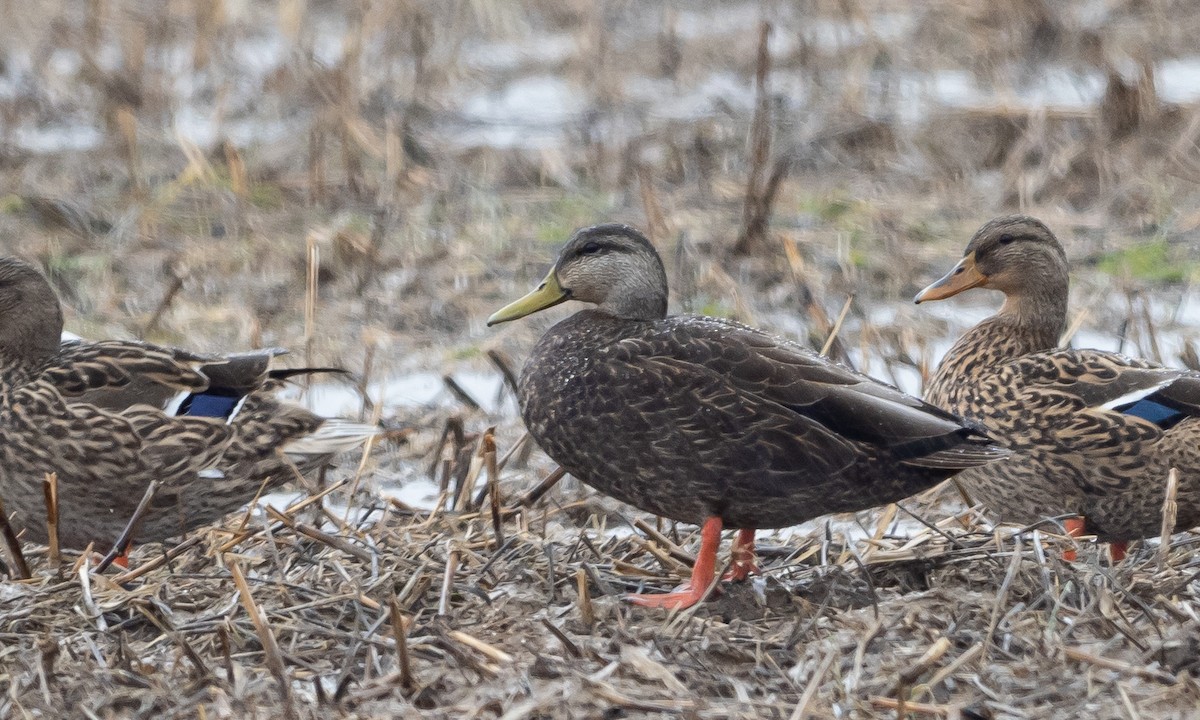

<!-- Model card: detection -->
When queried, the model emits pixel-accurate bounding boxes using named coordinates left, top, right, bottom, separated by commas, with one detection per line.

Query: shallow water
left=12, top=7, right=1199, bottom=159
left=295, top=369, right=513, bottom=418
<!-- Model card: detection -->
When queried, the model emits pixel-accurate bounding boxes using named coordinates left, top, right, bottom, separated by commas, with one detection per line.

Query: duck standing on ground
left=915, top=215, right=1200, bottom=559
left=0, top=256, right=380, bottom=553
left=488, top=223, right=1009, bottom=609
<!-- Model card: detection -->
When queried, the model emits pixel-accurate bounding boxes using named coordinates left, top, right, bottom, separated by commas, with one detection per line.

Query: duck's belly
left=952, top=419, right=1200, bottom=542
left=521, top=397, right=953, bottom=530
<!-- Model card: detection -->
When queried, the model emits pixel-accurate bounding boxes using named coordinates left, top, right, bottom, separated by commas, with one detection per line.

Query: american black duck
left=489, top=223, right=1008, bottom=608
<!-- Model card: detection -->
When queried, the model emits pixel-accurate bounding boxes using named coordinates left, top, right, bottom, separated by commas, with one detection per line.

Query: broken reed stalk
left=96, top=480, right=159, bottom=573
left=789, top=651, right=835, bottom=720
left=540, top=618, right=581, bottom=658
left=264, top=505, right=372, bottom=562
left=438, top=540, right=459, bottom=616
left=453, top=434, right=488, bottom=512
left=77, top=557, right=107, bottom=631
left=443, top=375, right=483, bottom=411
left=356, top=206, right=389, bottom=295
left=228, top=558, right=298, bottom=720
left=495, top=431, right=529, bottom=473
left=223, top=141, right=248, bottom=199
left=308, top=125, right=327, bottom=204
left=868, top=697, right=952, bottom=717
left=576, top=567, right=595, bottom=626
left=342, top=399, right=384, bottom=524
left=221, top=478, right=349, bottom=554
left=42, top=473, right=60, bottom=569
left=820, top=294, right=855, bottom=357
left=1063, top=647, right=1178, bottom=685
left=781, top=238, right=855, bottom=367
left=447, top=630, right=513, bottom=665
left=632, top=518, right=696, bottom=565
left=1159, top=467, right=1180, bottom=570
left=389, top=596, right=415, bottom=692
left=112, top=535, right=203, bottom=585
left=358, top=342, right=377, bottom=417
left=486, top=349, right=520, bottom=401
left=890, top=636, right=951, bottom=695
left=140, top=268, right=186, bottom=338
left=733, top=21, right=774, bottom=255
left=1137, top=293, right=1163, bottom=363
left=520, top=466, right=568, bottom=507
left=304, top=232, right=320, bottom=371
left=484, top=430, right=504, bottom=546
left=636, top=164, right=670, bottom=243
left=427, top=416, right=465, bottom=480
left=0, top=497, right=30, bottom=579
left=116, top=107, right=145, bottom=200
left=233, top=472, right=280, bottom=535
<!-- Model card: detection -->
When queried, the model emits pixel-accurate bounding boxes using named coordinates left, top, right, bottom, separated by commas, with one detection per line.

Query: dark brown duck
left=489, top=223, right=1008, bottom=609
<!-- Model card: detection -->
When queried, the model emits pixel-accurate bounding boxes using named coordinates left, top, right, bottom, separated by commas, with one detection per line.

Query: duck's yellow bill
left=914, top=252, right=988, bottom=303
left=487, top=270, right=570, bottom=326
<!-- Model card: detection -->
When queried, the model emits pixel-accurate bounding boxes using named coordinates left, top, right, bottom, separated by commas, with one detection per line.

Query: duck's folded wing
left=120, top=405, right=233, bottom=476
left=988, top=350, right=1199, bottom=493
left=46, top=340, right=211, bottom=398
left=615, top=318, right=1007, bottom=473
left=1007, top=350, right=1188, bottom=408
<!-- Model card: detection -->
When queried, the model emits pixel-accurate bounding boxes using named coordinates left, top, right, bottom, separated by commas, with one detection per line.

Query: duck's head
left=488, top=223, right=668, bottom=325
left=0, top=257, right=63, bottom=368
left=914, top=215, right=1068, bottom=304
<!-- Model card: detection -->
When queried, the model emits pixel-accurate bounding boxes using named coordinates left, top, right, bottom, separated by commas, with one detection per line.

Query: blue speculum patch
left=1116, top=398, right=1189, bottom=429
left=180, top=392, right=242, bottom=419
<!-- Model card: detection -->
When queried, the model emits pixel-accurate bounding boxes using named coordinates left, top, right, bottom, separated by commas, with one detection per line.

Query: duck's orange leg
left=1062, top=517, right=1086, bottom=562
left=94, top=540, right=133, bottom=571
left=723, top=528, right=758, bottom=582
left=1109, top=542, right=1128, bottom=562
left=627, top=516, right=722, bottom=610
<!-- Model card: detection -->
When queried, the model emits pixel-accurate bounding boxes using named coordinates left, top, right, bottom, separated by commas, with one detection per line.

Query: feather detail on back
left=0, top=256, right=380, bottom=550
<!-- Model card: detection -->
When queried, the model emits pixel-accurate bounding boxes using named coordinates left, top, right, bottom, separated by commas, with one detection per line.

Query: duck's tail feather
left=282, top=418, right=381, bottom=457
left=267, top=367, right=350, bottom=382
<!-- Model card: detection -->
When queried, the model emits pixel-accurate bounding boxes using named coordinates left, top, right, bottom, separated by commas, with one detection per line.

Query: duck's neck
left=926, top=288, right=1067, bottom=409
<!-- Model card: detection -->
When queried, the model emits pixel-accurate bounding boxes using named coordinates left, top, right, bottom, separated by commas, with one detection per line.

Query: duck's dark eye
left=998, top=234, right=1016, bottom=245
left=578, top=241, right=602, bottom=256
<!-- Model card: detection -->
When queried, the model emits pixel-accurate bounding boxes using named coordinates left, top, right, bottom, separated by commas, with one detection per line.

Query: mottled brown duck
left=916, top=215, right=1200, bottom=560
left=0, top=256, right=380, bottom=553
left=488, top=223, right=1008, bottom=609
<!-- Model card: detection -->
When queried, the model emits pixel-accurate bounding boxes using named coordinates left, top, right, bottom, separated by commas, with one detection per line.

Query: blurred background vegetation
left=2, top=0, right=1200, bottom=393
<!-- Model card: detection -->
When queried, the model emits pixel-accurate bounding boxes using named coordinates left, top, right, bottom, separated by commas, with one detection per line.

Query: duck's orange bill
left=914, top=251, right=988, bottom=303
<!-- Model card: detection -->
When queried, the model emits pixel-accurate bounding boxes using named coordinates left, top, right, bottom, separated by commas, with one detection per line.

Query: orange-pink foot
left=626, top=516, right=723, bottom=610
left=626, top=581, right=712, bottom=610
left=722, top=528, right=758, bottom=582
left=1109, top=542, right=1128, bottom=563
left=1062, top=517, right=1086, bottom=562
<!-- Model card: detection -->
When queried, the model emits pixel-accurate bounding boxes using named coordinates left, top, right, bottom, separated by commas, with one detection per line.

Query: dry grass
left=2, top=457, right=1199, bottom=718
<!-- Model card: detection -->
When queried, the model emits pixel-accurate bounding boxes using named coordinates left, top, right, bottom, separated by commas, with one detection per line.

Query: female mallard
left=915, top=215, right=1200, bottom=559
left=489, top=223, right=1008, bottom=609
left=0, top=256, right=380, bottom=552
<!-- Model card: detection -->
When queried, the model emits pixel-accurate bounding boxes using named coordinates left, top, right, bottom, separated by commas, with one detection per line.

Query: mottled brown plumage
left=917, top=215, right=1200, bottom=546
left=490, top=224, right=1007, bottom=607
left=0, top=256, right=379, bottom=551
